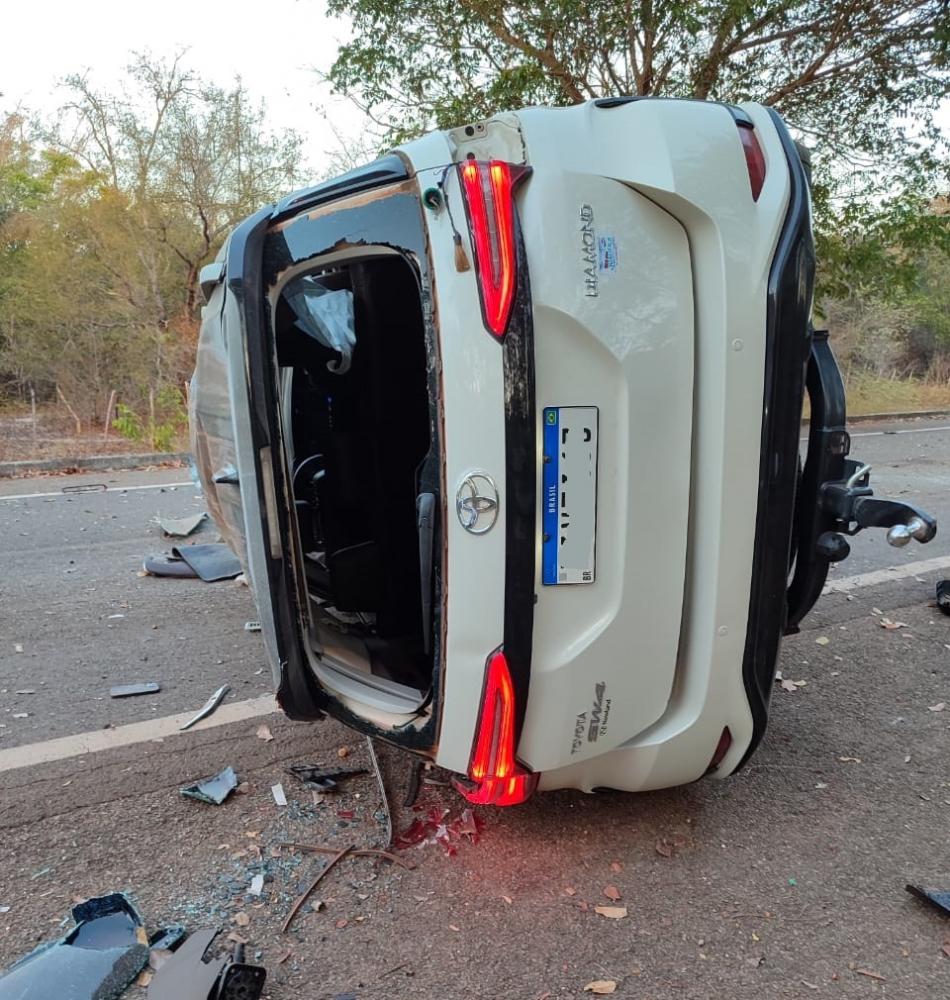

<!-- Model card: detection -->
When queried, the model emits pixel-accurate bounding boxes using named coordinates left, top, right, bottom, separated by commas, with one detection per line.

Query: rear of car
left=191, top=97, right=935, bottom=805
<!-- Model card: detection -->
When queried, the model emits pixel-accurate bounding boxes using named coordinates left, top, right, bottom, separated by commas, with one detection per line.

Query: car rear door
left=216, top=205, right=324, bottom=718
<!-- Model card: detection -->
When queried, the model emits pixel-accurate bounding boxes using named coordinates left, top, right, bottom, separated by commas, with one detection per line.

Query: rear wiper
left=416, top=492, right=436, bottom=654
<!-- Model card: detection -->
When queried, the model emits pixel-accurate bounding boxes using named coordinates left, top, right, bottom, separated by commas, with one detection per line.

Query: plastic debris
left=271, top=784, right=288, bottom=807
left=180, top=766, right=239, bottom=806
left=286, top=763, right=368, bottom=792
left=158, top=513, right=207, bottom=537
left=179, top=685, right=230, bottom=731
left=110, top=682, right=160, bottom=699
left=936, top=579, right=950, bottom=616
left=147, top=929, right=265, bottom=1000
left=907, top=883, right=950, bottom=916
left=142, top=553, right=198, bottom=578
left=0, top=894, right=183, bottom=1000
left=171, top=544, right=242, bottom=582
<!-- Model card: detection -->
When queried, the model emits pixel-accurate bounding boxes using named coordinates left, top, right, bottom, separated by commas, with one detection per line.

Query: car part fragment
left=110, top=682, right=161, bottom=698
left=143, top=552, right=199, bottom=578
left=171, top=544, right=243, bottom=582
left=180, top=685, right=230, bottom=731
left=906, top=883, right=950, bottom=916
left=935, top=580, right=950, bottom=617
left=180, top=766, right=238, bottom=805
left=286, top=763, right=368, bottom=791
left=0, top=893, right=181, bottom=1000
left=147, top=929, right=266, bottom=1000
left=158, top=513, right=208, bottom=537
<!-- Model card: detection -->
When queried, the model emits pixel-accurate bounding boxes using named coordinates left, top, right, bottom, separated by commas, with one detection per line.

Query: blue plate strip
left=542, top=407, right=559, bottom=585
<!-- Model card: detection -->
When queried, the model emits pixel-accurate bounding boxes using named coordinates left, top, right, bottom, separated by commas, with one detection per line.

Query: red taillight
left=457, top=159, right=523, bottom=339
left=737, top=124, right=766, bottom=201
left=454, top=651, right=539, bottom=806
left=704, top=726, right=733, bottom=774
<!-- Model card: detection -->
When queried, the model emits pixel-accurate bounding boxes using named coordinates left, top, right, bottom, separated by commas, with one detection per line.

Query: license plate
left=542, top=406, right=598, bottom=585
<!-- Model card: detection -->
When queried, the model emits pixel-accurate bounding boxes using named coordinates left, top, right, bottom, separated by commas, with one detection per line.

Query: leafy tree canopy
left=324, top=0, right=950, bottom=299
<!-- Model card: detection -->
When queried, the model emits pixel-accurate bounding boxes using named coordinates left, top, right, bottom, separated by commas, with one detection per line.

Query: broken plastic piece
left=936, top=580, right=950, bottom=617
left=0, top=893, right=162, bottom=1000
left=147, top=929, right=266, bottom=1000
left=110, top=682, right=161, bottom=699
left=286, top=763, right=368, bottom=791
left=171, top=544, right=242, bottom=582
left=906, top=883, right=950, bottom=916
left=180, top=766, right=238, bottom=806
left=180, top=685, right=230, bottom=731
left=143, top=553, right=199, bottom=578
left=158, top=513, right=208, bottom=537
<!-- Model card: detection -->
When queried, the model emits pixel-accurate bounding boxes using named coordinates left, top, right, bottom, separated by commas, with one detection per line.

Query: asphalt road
left=0, top=422, right=948, bottom=1000
left=0, top=466, right=271, bottom=747
left=826, top=416, right=950, bottom=575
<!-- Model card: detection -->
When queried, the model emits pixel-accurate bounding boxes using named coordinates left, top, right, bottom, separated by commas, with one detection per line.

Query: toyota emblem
left=456, top=473, right=499, bottom=534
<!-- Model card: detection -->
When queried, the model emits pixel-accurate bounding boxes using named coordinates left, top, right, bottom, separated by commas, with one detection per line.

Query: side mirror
left=199, top=260, right=225, bottom=305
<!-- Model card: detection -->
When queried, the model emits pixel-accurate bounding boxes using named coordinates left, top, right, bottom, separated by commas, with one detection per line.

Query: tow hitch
left=785, top=330, right=937, bottom=633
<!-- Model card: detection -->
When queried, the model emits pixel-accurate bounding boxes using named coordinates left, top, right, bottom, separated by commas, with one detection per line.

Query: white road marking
left=801, top=424, right=950, bottom=444
left=823, top=554, right=950, bottom=594
left=0, top=481, right=194, bottom=502
left=0, top=695, right=278, bottom=775
left=850, top=424, right=950, bottom=439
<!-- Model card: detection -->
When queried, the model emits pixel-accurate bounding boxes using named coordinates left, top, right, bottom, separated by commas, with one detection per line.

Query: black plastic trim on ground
left=734, top=108, right=815, bottom=772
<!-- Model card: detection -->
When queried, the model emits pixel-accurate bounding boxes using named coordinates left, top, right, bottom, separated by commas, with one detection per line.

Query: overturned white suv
left=191, top=97, right=935, bottom=805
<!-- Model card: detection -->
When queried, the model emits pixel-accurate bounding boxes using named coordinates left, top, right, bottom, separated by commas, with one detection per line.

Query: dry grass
left=843, top=372, right=950, bottom=416
left=0, top=404, right=186, bottom=463
left=4, top=375, right=950, bottom=465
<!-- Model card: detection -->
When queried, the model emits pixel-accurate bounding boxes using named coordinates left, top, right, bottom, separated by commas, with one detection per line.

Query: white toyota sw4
left=191, top=97, right=935, bottom=805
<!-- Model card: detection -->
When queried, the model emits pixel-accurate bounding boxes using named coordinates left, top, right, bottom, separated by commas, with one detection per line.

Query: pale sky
left=0, top=0, right=367, bottom=174
left=3, top=2, right=947, bottom=180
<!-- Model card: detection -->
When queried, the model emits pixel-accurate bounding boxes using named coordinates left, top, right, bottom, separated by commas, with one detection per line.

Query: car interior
left=272, top=250, right=438, bottom=714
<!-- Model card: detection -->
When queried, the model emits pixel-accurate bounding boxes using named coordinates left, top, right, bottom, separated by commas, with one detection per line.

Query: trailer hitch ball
left=887, top=517, right=930, bottom=548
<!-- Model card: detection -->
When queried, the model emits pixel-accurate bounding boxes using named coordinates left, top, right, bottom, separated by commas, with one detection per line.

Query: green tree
left=56, top=55, right=303, bottom=315
left=0, top=56, right=305, bottom=429
left=324, top=0, right=950, bottom=299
